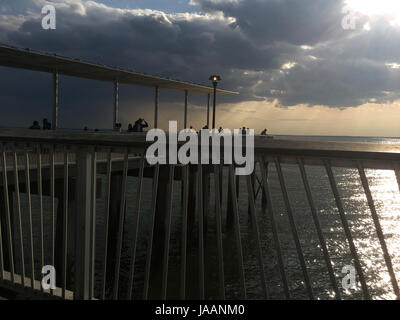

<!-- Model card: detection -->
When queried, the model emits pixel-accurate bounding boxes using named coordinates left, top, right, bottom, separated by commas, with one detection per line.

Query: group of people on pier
left=29, top=117, right=269, bottom=136
left=29, top=118, right=52, bottom=130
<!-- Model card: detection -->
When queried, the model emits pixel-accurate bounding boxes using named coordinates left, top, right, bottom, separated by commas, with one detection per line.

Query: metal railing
left=0, top=129, right=400, bottom=300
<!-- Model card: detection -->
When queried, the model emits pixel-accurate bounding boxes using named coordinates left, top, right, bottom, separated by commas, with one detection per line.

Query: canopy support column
left=206, top=93, right=210, bottom=128
left=154, top=86, right=159, bottom=129
left=52, top=71, right=58, bottom=130
left=184, top=90, right=188, bottom=129
left=113, top=80, right=119, bottom=130
left=212, top=84, right=217, bottom=129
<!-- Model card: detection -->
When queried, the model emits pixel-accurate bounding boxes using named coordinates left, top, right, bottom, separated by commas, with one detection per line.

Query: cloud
left=194, top=0, right=347, bottom=46
left=191, top=0, right=400, bottom=107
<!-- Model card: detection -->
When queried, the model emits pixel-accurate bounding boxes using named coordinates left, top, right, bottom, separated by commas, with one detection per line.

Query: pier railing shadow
left=0, top=129, right=400, bottom=300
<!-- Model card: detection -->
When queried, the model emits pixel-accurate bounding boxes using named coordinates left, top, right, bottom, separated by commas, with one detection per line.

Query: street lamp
left=209, top=75, right=221, bottom=129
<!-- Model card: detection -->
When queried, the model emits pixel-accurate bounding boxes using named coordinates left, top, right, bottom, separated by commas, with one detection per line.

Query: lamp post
left=209, top=75, right=221, bottom=129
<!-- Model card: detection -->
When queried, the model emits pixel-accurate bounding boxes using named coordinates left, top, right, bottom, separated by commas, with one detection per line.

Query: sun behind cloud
left=346, top=0, right=400, bottom=25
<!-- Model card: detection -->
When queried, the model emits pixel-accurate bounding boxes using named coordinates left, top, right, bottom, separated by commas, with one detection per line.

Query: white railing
left=0, top=129, right=399, bottom=300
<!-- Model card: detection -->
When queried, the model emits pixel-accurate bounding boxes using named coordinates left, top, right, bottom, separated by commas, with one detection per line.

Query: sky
left=0, top=0, right=400, bottom=136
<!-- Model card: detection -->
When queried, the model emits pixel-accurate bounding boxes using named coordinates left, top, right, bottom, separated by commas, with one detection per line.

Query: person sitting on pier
left=43, top=118, right=51, bottom=130
left=128, top=123, right=133, bottom=132
left=29, top=120, right=40, bottom=129
left=261, top=128, right=268, bottom=135
left=132, top=118, right=149, bottom=132
left=218, top=126, right=223, bottom=133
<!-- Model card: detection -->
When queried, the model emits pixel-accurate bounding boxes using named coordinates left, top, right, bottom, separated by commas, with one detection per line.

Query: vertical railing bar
left=228, top=165, right=246, bottom=299
left=324, top=159, right=370, bottom=299
left=127, top=154, right=145, bottom=300
left=112, top=150, right=129, bottom=300
left=1, top=147, right=14, bottom=283
left=62, top=148, right=69, bottom=299
left=297, top=158, right=340, bottom=299
left=197, top=165, right=205, bottom=300
left=100, top=150, right=112, bottom=300
left=0, top=187, right=2, bottom=282
left=0, top=209, right=2, bottom=282
left=49, top=145, right=55, bottom=295
left=395, top=164, right=400, bottom=194
left=143, top=163, right=160, bottom=300
left=213, top=165, right=225, bottom=299
left=37, top=146, right=44, bottom=292
left=258, top=157, right=290, bottom=299
left=161, top=164, right=175, bottom=300
left=89, top=148, right=97, bottom=299
left=180, top=165, right=189, bottom=300
left=245, top=172, right=269, bottom=299
left=274, top=158, right=314, bottom=300
left=358, top=161, right=400, bottom=299
left=24, top=151, right=35, bottom=290
left=13, top=148, right=25, bottom=287
left=0, top=152, right=3, bottom=281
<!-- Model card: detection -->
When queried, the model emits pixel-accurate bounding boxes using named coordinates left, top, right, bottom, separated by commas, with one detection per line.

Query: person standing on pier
left=43, top=118, right=51, bottom=130
left=132, top=118, right=149, bottom=132
left=29, top=120, right=40, bottom=129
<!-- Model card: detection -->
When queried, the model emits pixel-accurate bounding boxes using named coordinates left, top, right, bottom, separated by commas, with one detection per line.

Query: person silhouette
left=30, top=121, right=40, bottom=130
left=132, top=118, right=149, bottom=132
left=43, top=118, right=51, bottom=130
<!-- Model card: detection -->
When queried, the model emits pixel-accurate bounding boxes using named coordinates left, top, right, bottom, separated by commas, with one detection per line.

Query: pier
left=1, top=45, right=400, bottom=300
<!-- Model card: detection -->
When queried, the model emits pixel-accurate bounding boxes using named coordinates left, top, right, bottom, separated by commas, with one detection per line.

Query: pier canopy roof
left=0, top=44, right=238, bottom=95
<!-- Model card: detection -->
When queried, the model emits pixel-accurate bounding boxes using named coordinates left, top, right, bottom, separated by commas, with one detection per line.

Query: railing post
left=74, top=146, right=94, bottom=300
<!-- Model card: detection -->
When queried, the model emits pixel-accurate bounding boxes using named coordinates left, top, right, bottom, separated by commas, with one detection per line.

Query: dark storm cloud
left=6, top=1, right=286, bottom=78
left=194, top=0, right=346, bottom=46
left=193, top=0, right=400, bottom=106
left=263, top=58, right=400, bottom=107
left=1, top=0, right=400, bottom=129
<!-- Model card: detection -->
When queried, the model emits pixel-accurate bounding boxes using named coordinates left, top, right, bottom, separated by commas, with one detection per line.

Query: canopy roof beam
left=0, top=44, right=238, bottom=95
